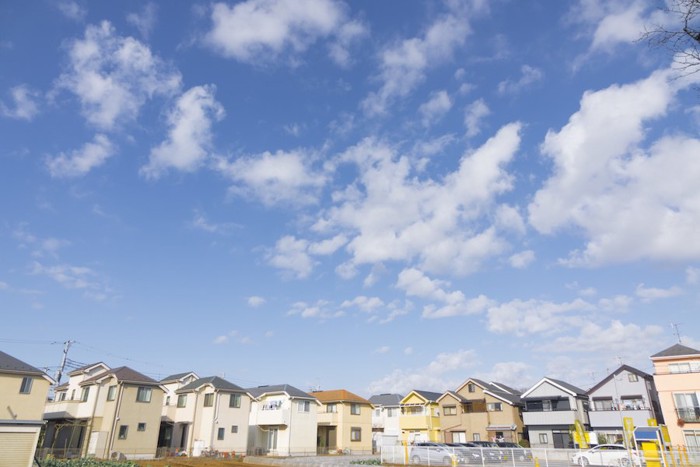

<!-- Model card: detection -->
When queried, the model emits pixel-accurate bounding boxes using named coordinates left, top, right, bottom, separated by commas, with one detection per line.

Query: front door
left=267, top=428, right=278, bottom=452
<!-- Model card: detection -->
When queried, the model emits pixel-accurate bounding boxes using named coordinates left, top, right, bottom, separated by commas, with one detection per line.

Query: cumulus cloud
left=477, top=362, right=533, bottom=389
left=46, top=134, right=115, bottom=178
left=497, top=65, right=543, bottom=95
left=126, top=2, right=158, bottom=39
left=542, top=320, right=664, bottom=355
left=328, top=19, right=369, bottom=67
left=464, top=98, right=490, bottom=137
left=1, top=85, right=40, bottom=121
left=248, top=295, right=267, bottom=307
left=56, top=0, right=86, bottom=21
left=419, top=90, right=452, bottom=127
left=31, top=261, right=111, bottom=301
left=213, top=330, right=253, bottom=345
left=267, top=235, right=315, bottom=279
left=215, top=149, right=327, bottom=207
left=487, top=298, right=593, bottom=336
left=635, top=283, right=683, bottom=302
left=529, top=67, right=700, bottom=265
left=287, top=300, right=344, bottom=319
left=55, top=21, right=181, bottom=130
left=141, top=85, right=224, bottom=178
left=341, top=295, right=384, bottom=312
left=509, top=250, right=535, bottom=269
left=191, top=209, right=238, bottom=235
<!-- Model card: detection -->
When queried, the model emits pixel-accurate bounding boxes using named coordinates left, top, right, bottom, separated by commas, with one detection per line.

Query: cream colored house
left=368, top=393, right=403, bottom=452
left=169, top=376, right=251, bottom=456
left=0, top=350, right=54, bottom=467
left=43, top=364, right=164, bottom=459
left=399, top=390, right=442, bottom=443
left=651, top=343, right=700, bottom=448
left=158, top=371, right=199, bottom=455
left=312, top=389, right=373, bottom=455
left=247, top=384, right=320, bottom=456
left=438, top=378, right=524, bottom=443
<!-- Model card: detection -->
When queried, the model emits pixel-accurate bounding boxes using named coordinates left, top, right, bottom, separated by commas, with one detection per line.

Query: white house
left=368, top=393, right=402, bottom=451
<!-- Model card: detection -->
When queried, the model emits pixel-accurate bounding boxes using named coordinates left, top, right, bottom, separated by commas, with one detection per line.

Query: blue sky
left=2, top=0, right=699, bottom=398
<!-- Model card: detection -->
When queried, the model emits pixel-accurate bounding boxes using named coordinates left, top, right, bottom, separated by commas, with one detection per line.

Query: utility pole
left=54, top=340, right=75, bottom=385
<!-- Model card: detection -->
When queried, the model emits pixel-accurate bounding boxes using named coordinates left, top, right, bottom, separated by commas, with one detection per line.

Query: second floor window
left=204, top=393, right=214, bottom=407
left=487, top=402, right=502, bottom=412
left=443, top=406, right=457, bottom=416
left=593, top=398, right=613, bottom=411
left=298, top=400, right=310, bottom=412
left=387, top=407, right=396, bottom=417
left=19, top=377, right=33, bottom=394
left=351, top=403, right=361, bottom=415
left=217, top=427, right=225, bottom=440
left=468, top=383, right=476, bottom=393
left=136, top=387, right=152, bottom=403
left=177, top=394, right=187, bottom=408
left=327, top=403, right=337, bottom=413
left=107, top=385, right=117, bottom=401
left=230, top=393, right=241, bottom=408
left=118, top=425, right=128, bottom=440
left=80, top=387, right=90, bottom=402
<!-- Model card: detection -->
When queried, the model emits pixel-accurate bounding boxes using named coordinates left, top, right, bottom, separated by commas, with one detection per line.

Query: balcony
left=523, top=410, right=577, bottom=426
left=589, top=409, right=654, bottom=428
left=44, top=399, right=82, bottom=419
left=677, top=407, right=700, bottom=423
left=253, top=408, right=291, bottom=426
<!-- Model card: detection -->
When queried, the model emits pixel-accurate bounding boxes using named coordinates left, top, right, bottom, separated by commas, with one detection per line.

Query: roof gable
left=247, top=384, right=316, bottom=400
left=177, top=376, right=245, bottom=393
left=82, top=366, right=158, bottom=386
left=651, top=343, right=700, bottom=359
left=402, top=389, right=441, bottom=404
left=368, top=393, right=403, bottom=406
left=587, top=365, right=652, bottom=395
left=160, top=371, right=198, bottom=383
left=522, top=377, right=587, bottom=399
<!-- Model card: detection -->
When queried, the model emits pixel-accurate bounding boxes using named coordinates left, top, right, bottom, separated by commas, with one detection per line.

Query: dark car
left=496, top=442, right=533, bottom=461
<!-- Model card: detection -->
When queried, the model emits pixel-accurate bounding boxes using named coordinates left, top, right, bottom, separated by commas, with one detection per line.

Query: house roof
left=177, top=376, right=245, bottom=393
left=311, top=389, right=371, bottom=405
left=402, top=389, right=442, bottom=404
left=247, top=384, right=316, bottom=400
left=651, top=343, right=700, bottom=359
left=437, top=390, right=468, bottom=403
left=368, top=393, right=403, bottom=406
left=451, top=378, right=522, bottom=406
left=0, top=350, right=47, bottom=377
left=522, top=377, right=587, bottom=399
left=587, top=365, right=653, bottom=395
left=489, top=382, right=521, bottom=395
left=160, top=371, right=198, bottom=383
left=81, top=366, right=158, bottom=386
left=67, top=362, right=109, bottom=376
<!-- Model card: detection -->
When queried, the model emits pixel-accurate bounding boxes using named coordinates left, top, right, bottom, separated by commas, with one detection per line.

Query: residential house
left=43, top=364, right=164, bottom=459
left=522, top=377, right=590, bottom=449
left=438, top=378, right=524, bottom=443
left=651, top=343, right=700, bottom=448
left=312, top=389, right=373, bottom=455
left=368, top=393, right=402, bottom=452
left=587, top=365, right=664, bottom=444
left=399, top=390, right=442, bottom=443
left=158, top=371, right=199, bottom=455
left=247, top=384, right=320, bottom=456
left=0, top=350, right=54, bottom=467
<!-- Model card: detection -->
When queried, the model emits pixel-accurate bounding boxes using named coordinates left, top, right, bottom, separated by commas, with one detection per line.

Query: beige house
left=158, top=371, right=199, bottom=455
left=43, top=364, right=164, bottom=459
left=651, top=343, right=700, bottom=448
left=399, top=390, right=442, bottom=443
left=0, top=350, right=54, bottom=467
left=438, top=378, right=524, bottom=443
left=312, top=389, right=373, bottom=455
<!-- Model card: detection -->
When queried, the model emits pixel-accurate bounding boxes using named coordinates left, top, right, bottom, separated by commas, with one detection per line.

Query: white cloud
left=287, top=300, right=344, bottom=319
left=509, top=250, right=535, bottom=269
left=494, top=204, right=526, bottom=234
left=126, top=3, right=158, bottom=39
left=141, top=85, right=224, bottom=178
left=205, top=0, right=356, bottom=65
left=404, top=347, right=414, bottom=355
left=267, top=235, right=315, bottom=279
left=598, top=294, right=633, bottom=311
left=464, top=98, right=490, bottom=137
left=215, top=149, right=327, bottom=206
left=497, top=65, right=543, bottom=95
left=635, top=283, right=683, bottom=302
left=247, top=295, right=267, bottom=307
left=543, top=320, right=664, bottom=355
left=687, top=267, right=700, bottom=285
left=341, top=295, right=384, bottom=312
left=328, top=19, right=369, bottom=67
left=487, top=298, right=593, bottom=336
left=361, top=7, right=471, bottom=116
left=56, top=0, right=86, bottom=21
left=477, top=361, right=532, bottom=389
left=13, top=226, right=70, bottom=259
left=46, top=134, right=115, bottom=178
left=375, top=346, right=390, bottom=354
left=55, top=21, right=181, bottom=130
left=191, top=210, right=238, bottom=235
left=419, top=90, right=452, bottom=127
left=529, top=67, right=700, bottom=265
left=31, top=261, right=111, bottom=300
left=1, top=85, right=40, bottom=121
left=213, top=329, right=253, bottom=345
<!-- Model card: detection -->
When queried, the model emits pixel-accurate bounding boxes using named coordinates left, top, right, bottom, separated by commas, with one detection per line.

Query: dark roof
left=68, top=362, right=108, bottom=376
left=546, top=377, right=588, bottom=397
left=177, top=376, right=245, bottom=393
left=81, top=366, right=158, bottom=386
left=409, top=389, right=442, bottom=402
left=651, top=343, right=700, bottom=359
left=587, top=365, right=652, bottom=395
left=460, top=379, right=522, bottom=406
left=0, top=350, right=45, bottom=376
left=246, top=384, right=316, bottom=400
left=368, top=393, right=403, bottom=406
left=160, top=372, right=197, bottom=383
left=490, top=382, right=521, bottom=395
left=439, top=390, right=468, bottom=403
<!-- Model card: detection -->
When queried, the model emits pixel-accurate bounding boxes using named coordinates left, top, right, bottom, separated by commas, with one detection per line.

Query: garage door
left=0, top=429, right=39, bottom=467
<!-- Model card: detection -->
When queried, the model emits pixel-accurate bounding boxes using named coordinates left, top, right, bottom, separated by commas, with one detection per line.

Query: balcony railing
left=677, top=407, right=700, bottom=423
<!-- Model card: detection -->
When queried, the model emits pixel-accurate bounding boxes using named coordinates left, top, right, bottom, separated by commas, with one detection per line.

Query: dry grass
left=134, top=458, right=269, bottom=467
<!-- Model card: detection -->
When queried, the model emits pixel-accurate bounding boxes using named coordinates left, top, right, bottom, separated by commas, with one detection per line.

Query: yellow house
left=399, top=390, right=442, bottom=443
left=651, top=343, right=700, bottom=448
left=438, top=378, right=524, bottom=443
left=312, top=389, right=373, bottom=455
left=0, top=350, right=54, bottom=467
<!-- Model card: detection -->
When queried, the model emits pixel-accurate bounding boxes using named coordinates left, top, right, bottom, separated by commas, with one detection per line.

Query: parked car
left=410, top=442, right=462, bottom=465
left=571, top=444, right=642, bottom=467
left=496, top=442, right=533, bottom=461
left=453, top=442, right=502, bottom=463
left=446, top=443, right=484, bottom=464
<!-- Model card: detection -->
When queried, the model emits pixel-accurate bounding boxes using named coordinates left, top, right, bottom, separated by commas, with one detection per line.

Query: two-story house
left=247, top=384, right=320, bottom=456
left=438, top=378, right=524, bottom=443
left=158, top=371, right=199, bottom=455
left=399, top=390, right=442, bottom=443
left=0, top=350, right=54, bottom=467
left=522, top=377, right=589, bottom=449
left=43, top=364, right=164, bottom=459
left=587, top=365, right=663, bottom=444
left=312, top=389, right=373, bottom=455
left=170, top=376, right=251, bottom=456
left=651, top=343, right=700, bottom=448
left=368, top=393, right=402, bottom=452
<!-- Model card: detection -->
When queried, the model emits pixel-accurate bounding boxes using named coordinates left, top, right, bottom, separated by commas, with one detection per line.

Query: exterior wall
left=523, top=380, right=588, bottom=449
left=400, top=393, right=440, bottom=442
left=0, top=373, right=51, bottom=420
left=248, top=395, right=318, bottom=456
left=336, top=402, right=372, bottom=454
left=287, top=399, right=318, bottom=456
left=187, top=390, right=250, bottom=454
left=652, top=354, right=700, bottom=448
left=106, top=384, right=164, bottom=459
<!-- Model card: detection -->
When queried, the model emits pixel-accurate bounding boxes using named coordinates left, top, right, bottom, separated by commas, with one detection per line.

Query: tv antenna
left=671, top=322, right=683, bottom=344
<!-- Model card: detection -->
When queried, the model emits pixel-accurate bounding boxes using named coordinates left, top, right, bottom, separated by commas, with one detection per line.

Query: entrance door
left=267, top=428, right=278, bottom=452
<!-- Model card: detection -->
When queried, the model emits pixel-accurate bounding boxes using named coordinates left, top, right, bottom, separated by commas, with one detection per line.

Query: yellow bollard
left=534, top=457, right=540, bottom=467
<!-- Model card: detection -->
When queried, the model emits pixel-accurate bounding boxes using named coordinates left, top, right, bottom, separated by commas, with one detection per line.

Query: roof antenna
left=671, top=322, right=683, bottom=344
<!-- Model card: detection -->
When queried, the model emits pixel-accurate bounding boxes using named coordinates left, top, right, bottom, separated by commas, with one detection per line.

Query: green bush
left=40, top=459, right=138, bottom=467
left=350, top=459, right=382, bottom=465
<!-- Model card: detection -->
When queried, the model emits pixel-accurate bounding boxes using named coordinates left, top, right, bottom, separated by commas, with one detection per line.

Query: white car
left=571, top=444, right=642, bottom=467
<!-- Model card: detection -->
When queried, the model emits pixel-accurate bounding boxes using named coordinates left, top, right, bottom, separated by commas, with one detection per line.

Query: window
left=387, top=407, right=396, bottom=417
left=593, top=398, right=614, bottom=411
left=107, top=385, right=117, bottom=401
left=19, top=377, right=33, bottom=394
left=628, top=373, right=639, bottom=382
left=374, top=408, right=380, bottom=416
left=298, top=400, right=310, bottom=412
left=621, top=396, right=644, bottom=410
left=444, top=406, right=457, bottom=416
left=177, top=394, right=187, bottom=408
left=217, top=427, right=225, bottom=440
left=81, top=387, right=90, bottom=402
left=468, top=383, right=476, bottom=393
left=487, top=402, right=502, bottom=412
left=165, top=396, right=170, bottom=406
left=136, top=387, right=152, bottom=403
left=539, top=433, right=549, bottom=444
left=118, top=425, right=128, bottom=440
left=231, top=425, right=238, bottom=434
left=405, top=406, right=423, bottom=415
left=71, top=389, right=75, bottom=400
left=473, top=433, right=481, bottom=441
left=542, top=400, right=552, bottom=412
left=230, top=393, right=241, bottom=408
left=351, top=403, right=361, bottom=415
left=351, top=427, right=361, bottom=441
left=58, top=392, right=66, bottom=401
left=204, top=393, right=214, bottom=407
left=137, top=423, right=146, bottom=432
left=327, top=403, right=337, bottom=413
